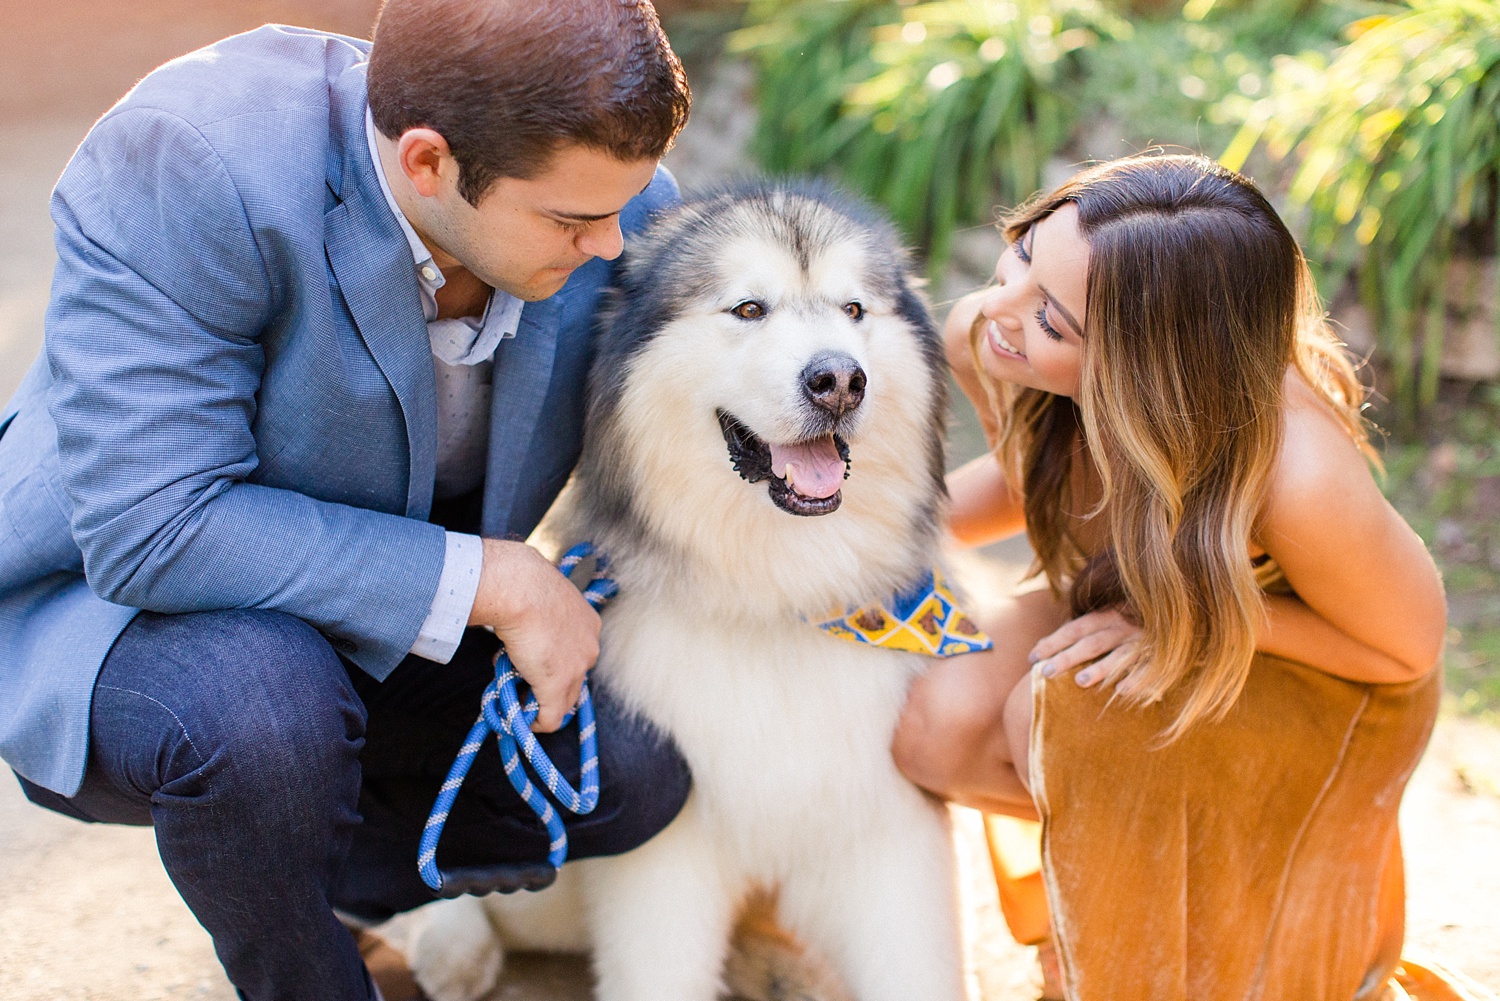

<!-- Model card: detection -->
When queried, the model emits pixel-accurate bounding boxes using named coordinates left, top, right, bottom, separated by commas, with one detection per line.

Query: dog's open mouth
left=717, top=411, right=850, bottom=517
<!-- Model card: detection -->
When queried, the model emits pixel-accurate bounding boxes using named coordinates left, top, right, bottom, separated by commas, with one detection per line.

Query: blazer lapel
left=324, top=65, right=437, bottom=520
left=482, top=294, right=562, bottom=538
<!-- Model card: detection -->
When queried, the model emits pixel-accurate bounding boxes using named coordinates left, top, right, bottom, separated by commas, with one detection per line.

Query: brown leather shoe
left=351, top=925, right=428, bottom=1001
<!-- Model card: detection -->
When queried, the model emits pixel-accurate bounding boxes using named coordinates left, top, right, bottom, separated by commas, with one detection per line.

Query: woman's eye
left=1013, top=235, right=1032, bottom=264
left=1035, top=305, right=1064, bottom=342
left=843, top=301, right=864, bottom=321
left=730, top=300, right=766, bottom=320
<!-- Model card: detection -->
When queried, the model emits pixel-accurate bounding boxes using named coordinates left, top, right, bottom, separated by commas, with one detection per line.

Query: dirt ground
left=0, top=2, right=1497, bottom=998
left=3, top=622, right=1499, bottom=1000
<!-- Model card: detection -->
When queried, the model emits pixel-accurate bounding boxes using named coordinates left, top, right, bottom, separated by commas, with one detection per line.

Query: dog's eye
left=843, top=301, right=865, bottom=322
left=729, top=300, right=767, bottom=321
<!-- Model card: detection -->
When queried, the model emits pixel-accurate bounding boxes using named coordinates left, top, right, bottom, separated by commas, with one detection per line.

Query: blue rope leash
left=418, top=542, right=616, bottom=895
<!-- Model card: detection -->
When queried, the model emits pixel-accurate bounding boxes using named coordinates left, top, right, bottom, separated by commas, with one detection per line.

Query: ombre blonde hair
left=971, top=154, right=1376, bottom=740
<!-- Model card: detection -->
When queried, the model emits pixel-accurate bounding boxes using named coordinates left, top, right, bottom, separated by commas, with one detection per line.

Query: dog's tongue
left=770, top=436, right=844, bottom=499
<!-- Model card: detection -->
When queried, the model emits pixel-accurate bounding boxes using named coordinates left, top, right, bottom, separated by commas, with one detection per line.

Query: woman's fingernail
left=1076, top=671, right=1092, bottom=686
left=1027, top=651, right=1041, bottom=664
left=1038, top=660, right=1055, bottom=678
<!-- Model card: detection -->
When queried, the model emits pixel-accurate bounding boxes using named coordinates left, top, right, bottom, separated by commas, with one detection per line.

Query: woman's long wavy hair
left=971, top=153, right=1376, bottom=740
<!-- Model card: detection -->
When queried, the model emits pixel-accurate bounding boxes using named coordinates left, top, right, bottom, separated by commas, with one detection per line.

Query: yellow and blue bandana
left=815, top=569, right=992, bottom=657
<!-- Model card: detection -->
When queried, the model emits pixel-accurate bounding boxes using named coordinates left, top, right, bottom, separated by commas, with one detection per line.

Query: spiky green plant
left=732, top=0, right=1126, bottom=277
left=1224, top=0, right=1500, bottom=412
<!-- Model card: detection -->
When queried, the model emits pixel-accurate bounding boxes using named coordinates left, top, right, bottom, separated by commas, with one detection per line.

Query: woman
left=892, top=154, right=1448, bottom=1000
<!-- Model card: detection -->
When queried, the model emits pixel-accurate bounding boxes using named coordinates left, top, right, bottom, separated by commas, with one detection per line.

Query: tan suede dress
left=1028, top=559, right=1443, bottom=1001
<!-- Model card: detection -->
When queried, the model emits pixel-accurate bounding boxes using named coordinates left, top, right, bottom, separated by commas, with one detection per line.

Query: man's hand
left=469, top=539, right=601, bottom=733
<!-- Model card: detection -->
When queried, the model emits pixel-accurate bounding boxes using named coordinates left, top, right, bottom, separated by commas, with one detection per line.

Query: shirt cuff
left=410, top=532, right=484, bottom=663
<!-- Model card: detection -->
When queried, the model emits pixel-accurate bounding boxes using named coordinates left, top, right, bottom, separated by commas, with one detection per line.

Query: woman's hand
left=944, top=288, right=1000, bottom=443
left=942, top=289, right=1027, bottom=547
left=1029, top=608, right=1142, bottom=689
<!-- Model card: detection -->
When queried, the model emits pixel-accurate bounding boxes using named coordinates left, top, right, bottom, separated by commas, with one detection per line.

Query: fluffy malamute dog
left=408, top=183, right=966, bottom=1001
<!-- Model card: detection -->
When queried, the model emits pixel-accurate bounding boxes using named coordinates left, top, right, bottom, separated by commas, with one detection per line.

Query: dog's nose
left=801, top=352, right=867, bottom=415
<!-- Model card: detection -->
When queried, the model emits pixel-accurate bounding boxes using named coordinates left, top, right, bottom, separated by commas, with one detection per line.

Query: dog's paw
left=407, top=896, right=505, bottom=1001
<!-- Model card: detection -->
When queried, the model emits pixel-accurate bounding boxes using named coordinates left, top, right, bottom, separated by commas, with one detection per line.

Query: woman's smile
left=972, top=204, right=1089, bottom=397
left=986, top=320, right=1027, bottom=360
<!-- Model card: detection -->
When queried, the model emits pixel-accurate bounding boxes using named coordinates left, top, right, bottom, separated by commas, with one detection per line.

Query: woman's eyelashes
left=1035, top=305, right=1064, bottom=342
left=1011, top=232, right=1062, bottom=341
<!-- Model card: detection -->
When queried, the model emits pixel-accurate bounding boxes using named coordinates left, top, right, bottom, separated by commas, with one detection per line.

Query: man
left=0, top=1, right=693, bottom=997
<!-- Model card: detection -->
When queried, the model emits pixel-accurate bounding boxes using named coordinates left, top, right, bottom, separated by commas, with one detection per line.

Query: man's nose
left=578, top=218, right=625, bottom=261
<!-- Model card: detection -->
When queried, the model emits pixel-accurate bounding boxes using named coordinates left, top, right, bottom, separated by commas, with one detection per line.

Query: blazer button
left=328, top=636, right=357, bottom=654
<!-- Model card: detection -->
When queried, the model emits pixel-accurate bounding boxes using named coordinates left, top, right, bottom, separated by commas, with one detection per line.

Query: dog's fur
left=408, top=183, right=965, bottom=1001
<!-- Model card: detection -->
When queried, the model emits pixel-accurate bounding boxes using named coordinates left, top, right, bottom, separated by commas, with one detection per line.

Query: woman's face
left=974, top=202, right=1090, bottom=397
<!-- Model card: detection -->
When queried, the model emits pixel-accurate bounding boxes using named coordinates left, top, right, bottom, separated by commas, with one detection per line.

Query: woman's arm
left=944, top=288, right=999, bottom=443
left=1256, top=392, right=1447, bottom=683
left=948, top=454, right=1027, bottom=548
left=943, top=289, right=1027, bottom=547
left=1256, top=594, right=1421, bottom=683
left=1029, top=388, right=1446, bottom=689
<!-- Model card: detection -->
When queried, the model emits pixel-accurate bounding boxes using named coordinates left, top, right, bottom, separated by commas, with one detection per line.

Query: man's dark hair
left=368, top=0, right=691, bottom=204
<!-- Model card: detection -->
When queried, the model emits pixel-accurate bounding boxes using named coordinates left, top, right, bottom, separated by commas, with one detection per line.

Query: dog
left=406, top=182, right=968, bottom=1001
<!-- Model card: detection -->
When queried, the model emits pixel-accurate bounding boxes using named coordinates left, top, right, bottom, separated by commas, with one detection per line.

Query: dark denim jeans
left=17, top=608, right=690, bottom=1001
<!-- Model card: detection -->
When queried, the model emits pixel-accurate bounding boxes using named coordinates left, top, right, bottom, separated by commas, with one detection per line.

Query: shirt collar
left=364, top=107, right=442, bottom=292
left=364, top=106, right=525, bottom=362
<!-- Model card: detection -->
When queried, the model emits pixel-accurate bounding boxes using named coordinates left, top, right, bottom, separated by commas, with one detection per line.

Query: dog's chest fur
left=597, top=589, right=928, bottom=858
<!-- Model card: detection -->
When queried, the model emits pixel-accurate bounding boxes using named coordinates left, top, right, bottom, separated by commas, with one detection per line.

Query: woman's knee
left=894, top=588, right=1067, bottom=791
left=892, top=654, right=1012, bottom=792
left=1002, top=677, right=1035, bottom=790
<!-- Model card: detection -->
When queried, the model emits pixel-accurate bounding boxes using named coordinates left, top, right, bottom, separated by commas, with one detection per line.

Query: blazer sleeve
left=44, top=106, right=445, bottom=678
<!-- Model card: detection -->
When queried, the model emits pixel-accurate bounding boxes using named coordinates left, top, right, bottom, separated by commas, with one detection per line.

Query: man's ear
left=395, top=128, right=455, bottom=199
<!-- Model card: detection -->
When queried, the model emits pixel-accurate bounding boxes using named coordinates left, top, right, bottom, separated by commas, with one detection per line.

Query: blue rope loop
left=418, top=542, right=615, bottom=895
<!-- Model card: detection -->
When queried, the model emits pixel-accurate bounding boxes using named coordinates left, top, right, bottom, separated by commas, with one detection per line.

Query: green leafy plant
left=1224, top=0, right=1500, bottom=413
left=1077, top=0, right=1369, bottom=156
left=732, top=0, right=1126, bottom=277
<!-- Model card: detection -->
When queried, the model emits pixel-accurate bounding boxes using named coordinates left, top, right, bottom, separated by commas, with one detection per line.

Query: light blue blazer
left=0, top=25, right=679, bottom=795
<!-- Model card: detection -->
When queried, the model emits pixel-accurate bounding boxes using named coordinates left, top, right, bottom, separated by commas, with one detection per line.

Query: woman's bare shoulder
left=1259, top=370, right=1447, bottom=678
left=1263, top=369, right=1378, bottom=523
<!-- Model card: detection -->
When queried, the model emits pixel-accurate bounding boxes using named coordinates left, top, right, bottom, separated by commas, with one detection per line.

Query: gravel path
left=4, top=696, right=1497, bottom=1000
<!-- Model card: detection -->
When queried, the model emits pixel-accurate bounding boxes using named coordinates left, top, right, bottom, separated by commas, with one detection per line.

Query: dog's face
left=688, top=221, right=883, bottom=518
left=577, top=185, right=948, bottom=612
